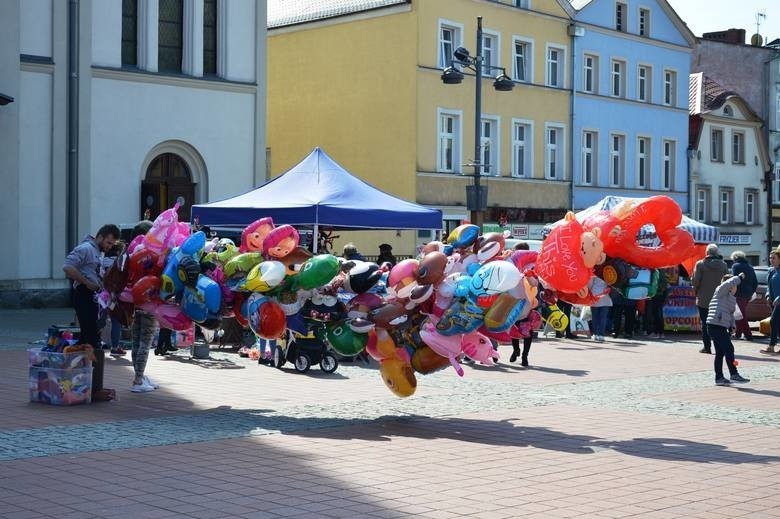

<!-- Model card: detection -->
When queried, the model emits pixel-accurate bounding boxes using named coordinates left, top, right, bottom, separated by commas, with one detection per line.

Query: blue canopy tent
left=191, top=148, right=442, bottom=250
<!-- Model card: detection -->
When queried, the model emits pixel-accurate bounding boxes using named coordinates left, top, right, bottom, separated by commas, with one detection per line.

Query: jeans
left=698, top=306, right=711, bottom=350
left=770, top=303, right=780, bottom=346
left=734, top=296, right=752, bottom=338
left=707, top=324, right=738, bottom=380
left=612, top=302, right=636, bottom=336
left=591, top=306, right=610, bottom=337
left=649, top=293, right=667, bottom=334
left=74, top=285, right=104, bottom=394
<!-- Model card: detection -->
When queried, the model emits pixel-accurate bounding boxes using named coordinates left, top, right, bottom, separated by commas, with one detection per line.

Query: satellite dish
left=751, top=33, right=763, bottom=46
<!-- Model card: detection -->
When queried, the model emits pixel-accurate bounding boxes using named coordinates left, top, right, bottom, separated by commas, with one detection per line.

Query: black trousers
left=74, top=285, right=104, bottom=394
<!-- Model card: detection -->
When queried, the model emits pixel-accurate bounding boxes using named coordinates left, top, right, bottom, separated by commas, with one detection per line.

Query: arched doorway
left=141, top=152, right=196, bottom=221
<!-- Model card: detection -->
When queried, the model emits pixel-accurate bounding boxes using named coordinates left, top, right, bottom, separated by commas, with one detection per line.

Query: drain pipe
left=67, top=0, right=79, bottom=250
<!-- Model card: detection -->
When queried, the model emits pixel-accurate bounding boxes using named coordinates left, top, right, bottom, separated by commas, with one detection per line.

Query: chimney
left=701, top=28, right=746, bottom=44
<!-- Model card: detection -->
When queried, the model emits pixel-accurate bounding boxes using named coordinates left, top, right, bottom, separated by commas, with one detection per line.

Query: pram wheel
left=272, top=345, right=286, bottom=369
left=319, top=352, right=338, bottom=373
left=294, top=353, right=311, bottom=373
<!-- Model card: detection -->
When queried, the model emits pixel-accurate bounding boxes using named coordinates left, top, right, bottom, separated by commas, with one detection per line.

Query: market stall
left=190, top=147, right=443, bottom=251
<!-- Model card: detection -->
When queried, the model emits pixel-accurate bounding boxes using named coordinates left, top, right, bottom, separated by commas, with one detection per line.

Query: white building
left=0, top=0, right=266, bottom=306
left=688, top=73, right=771, bottom=263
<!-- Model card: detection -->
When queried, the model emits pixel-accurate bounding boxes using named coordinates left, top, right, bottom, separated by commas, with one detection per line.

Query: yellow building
left=268, top=0, right=574, bottom=256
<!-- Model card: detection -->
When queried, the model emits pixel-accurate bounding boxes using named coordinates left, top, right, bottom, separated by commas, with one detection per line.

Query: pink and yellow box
left=28, top=348, right=93, bottom=405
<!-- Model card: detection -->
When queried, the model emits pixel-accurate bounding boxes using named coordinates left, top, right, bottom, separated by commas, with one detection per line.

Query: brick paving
left=1, top=308, right=780, bottom=518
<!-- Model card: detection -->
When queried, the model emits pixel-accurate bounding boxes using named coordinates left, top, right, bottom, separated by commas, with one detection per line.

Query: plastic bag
left=734, top=305, right=744, bottom=321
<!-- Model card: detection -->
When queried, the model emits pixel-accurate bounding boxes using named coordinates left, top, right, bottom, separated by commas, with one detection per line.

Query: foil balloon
left=131, top=275, right=162, bottom=305
left=294, top=254, right=340, bottom=290
left=243, top=260, right=286, bottom=292
left=379, top=355, right=417, bottom=398
left=387, top=259, right=420, bottom=300
left=344, top=261, right=382, bottom=294
left=326, top=321, right=368, bottom=356
left=240, top=217, right=274, bottom=253
left=262, top=224, right=299, bottom=259
left=223, top=252, right=264, bottom=279
left=416, top=251, right=448, bottom=286
left=445, top=224, right=480, bottom=251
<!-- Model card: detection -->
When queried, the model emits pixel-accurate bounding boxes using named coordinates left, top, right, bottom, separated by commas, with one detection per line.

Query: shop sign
left=718, top=234, right=750, bottom=245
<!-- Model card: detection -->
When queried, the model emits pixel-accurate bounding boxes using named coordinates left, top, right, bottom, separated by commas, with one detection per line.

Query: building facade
left=267, top=0, right=575, bottom=254
left=691, top=32, right=779, bottom=254
left=689, top=73, right=771, bottom=263
left=0, top=0, right=266, bottom=306
left=569, top=0, right=694, bottom=211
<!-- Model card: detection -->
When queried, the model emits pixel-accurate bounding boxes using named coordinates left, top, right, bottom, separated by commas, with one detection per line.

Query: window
left=546, top=46, right=565, bottom=88
left=711, top=128, right=724, bottom=162
left=723, top=105, right=733, bottom=117
left=437, top=110, right=461, bottom=173
left=636, top=137, right=649, bottom=188
left=696, top=187, right=710, bottom=222
left=159, top=0, right=183, bottom=73
left=611, top=59, right=625, bottom=97
left=582, top=131, right=597, bottom=185
left=203, top=0, right=217, bottom=75
left=512, top=121, right=532, bottom=178
left=121, top=0, right=137, bottom=66
left=637, top=65, right=651, bottom=102
left=732, top=131, right=745, bottom=164
left=663, top=69, right=676, bottom=106
left=513, top=38, right=532, bottom=82
left=439, top=22, right=462, bottom=69
left=583, top=54, right=597, bottom=93
left=609, top=134, right=625, bottom=187
left=719, top=189, right=732, bottom=224
left=775, top=164, right=780, bottom=203
left=546, top=125, right=565, bottom=180
left=745, top=191, right=757, bottom=224
left=616, top=2, right=627, bottom=31
left=480, top=117, right=499, bottom=176
left=663, top=140, right=675, bottom=190
left=639, top=8, right=650, bottom=36
left=481, top=32, right=498, bottom=76
left=515, top=0, right=530, bottom=7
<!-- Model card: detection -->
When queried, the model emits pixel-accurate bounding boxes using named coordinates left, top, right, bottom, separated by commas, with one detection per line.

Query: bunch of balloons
left=102, top=209, right=554, bottom=398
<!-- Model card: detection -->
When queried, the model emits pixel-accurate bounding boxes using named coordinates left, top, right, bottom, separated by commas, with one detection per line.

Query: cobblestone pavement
left=2, top=309, right=780, bottom=518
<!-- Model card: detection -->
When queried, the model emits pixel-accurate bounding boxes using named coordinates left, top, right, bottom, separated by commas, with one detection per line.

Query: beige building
left=267, top=0, right=575, bottom=254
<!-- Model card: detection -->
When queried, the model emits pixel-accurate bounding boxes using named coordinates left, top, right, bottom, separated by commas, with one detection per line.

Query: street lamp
left=441, top=16, right=513, bottom=229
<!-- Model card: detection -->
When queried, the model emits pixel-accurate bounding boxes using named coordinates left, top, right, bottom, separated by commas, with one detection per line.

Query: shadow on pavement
left=293, top=416, right=780, bottom=464
left=734, top=387, right=780, bottom=398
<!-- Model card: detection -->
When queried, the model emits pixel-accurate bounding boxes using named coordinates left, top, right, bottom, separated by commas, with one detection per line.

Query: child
left=706, top=273, right=750, bottom=386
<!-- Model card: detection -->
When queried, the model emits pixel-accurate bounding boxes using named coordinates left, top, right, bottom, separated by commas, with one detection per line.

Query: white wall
left=223, top=0, right=256, bottom=82
left=20, top=0, right=52, bottom=57
left=92, top=0, right=122, bottom=68
left=89, top=77, right=257, bottom=227
left=18, top=70, right=53, bottom=279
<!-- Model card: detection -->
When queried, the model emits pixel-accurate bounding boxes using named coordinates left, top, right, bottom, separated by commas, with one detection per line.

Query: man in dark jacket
left=730, top=250, right=757, bottom=341
left=692, top=244, right=728, bottom=354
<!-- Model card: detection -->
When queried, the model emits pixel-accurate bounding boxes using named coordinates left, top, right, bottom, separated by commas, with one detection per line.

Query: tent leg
left=313, top=224, right=319, bottom=254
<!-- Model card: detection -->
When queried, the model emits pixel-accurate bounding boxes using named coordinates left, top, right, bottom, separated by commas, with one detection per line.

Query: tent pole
left=313, top=223, right=319, bottom=254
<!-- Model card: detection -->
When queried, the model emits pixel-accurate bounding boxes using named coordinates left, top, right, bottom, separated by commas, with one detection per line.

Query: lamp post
left=441, top=16, right=513, bottom=229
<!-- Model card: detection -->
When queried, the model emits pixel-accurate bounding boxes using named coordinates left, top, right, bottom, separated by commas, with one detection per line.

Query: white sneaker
left=143, top=375, right=160, bottom=389
left=131, top=382, right=155, bottom=393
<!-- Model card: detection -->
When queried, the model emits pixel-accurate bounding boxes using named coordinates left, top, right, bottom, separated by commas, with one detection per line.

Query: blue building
left=569, top=0, right=695, bottom=211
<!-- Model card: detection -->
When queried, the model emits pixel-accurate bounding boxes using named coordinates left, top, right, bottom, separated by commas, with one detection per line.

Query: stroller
left=271, top=324, right=339, bottom=374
